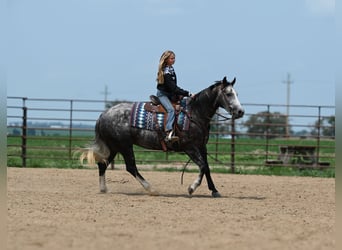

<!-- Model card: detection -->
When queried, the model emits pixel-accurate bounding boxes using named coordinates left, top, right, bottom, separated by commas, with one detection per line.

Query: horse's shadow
left=105, top=191, right=266, bottom=200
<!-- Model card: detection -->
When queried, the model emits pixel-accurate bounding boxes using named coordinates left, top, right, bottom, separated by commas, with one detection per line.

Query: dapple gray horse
left=81, top=77, right=244, bottom=197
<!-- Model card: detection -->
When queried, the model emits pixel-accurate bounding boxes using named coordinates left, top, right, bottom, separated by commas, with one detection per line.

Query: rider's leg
left=156, top=92, right=178, bottom=140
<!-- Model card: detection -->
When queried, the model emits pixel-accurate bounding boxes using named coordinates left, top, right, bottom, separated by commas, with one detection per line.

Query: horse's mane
left=190, top=80, right=223, bottom=108
left=209, top=80, right=223, bottom=90
left=196, top=80, right=222, bottom=99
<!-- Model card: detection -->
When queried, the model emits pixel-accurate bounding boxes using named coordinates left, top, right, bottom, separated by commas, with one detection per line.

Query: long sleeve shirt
left=157, top=66, right=190, bottom=97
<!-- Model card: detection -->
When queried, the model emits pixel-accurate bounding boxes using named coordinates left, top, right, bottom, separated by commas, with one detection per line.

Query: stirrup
left=165, top=130, right=179, bottom=142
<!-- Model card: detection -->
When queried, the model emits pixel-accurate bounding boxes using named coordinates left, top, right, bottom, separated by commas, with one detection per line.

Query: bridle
left=191, top=84, right=236, bottom=122
left=215, top=111, right=231, bottom=121
left=214, top=85, right=238, bottom=121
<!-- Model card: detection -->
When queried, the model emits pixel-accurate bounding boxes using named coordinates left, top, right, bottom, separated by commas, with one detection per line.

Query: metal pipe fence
left=7, top=96, right=335, bottom=171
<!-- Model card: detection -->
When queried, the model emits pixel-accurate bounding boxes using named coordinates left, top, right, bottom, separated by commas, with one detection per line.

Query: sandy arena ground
left=7, top=167, right=335, bottom=250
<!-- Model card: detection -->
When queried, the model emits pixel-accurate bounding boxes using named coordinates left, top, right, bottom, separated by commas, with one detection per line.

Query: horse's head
left=214, top=76, right=244, bottom=119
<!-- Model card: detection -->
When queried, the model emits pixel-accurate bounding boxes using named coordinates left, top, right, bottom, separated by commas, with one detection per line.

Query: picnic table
left=278, top=145, right=317, bottom=165
left=266, top=145, right=330, bottom=168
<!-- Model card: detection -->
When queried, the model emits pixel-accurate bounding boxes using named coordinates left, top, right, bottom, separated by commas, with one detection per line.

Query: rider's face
left=166, top=55, right=175, bottom=66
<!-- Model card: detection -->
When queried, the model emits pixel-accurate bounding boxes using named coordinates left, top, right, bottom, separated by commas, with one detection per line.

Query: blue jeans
left=156, top=90, right=175, bottom=131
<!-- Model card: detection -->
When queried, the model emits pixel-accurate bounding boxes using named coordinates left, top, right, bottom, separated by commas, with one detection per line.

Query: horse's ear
left=222, top=76, right=236, bottom=86
left=231, top=77, right=236, bottom=86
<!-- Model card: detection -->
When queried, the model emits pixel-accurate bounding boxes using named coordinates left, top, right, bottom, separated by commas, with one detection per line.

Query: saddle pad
left=178, top=98, right=191, bottom=130
left=130, top=102, right=164, bottom=130
left=130, top=101, right=191, bottom=131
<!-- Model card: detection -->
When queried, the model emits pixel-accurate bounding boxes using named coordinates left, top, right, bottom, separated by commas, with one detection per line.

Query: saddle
left=143, top=95, right=181, bottom=151
left=144, top=95, right=181, bottom=114
left=130, top=96, right=191, bottom=151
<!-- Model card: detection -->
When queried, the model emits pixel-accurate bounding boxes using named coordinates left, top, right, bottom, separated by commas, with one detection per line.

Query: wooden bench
left=265, top=145, right=330, bottom=169
left=279, top=145, right=317, bottom=165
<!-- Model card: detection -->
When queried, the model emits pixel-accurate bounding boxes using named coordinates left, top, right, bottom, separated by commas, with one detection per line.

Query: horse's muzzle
left=233, top=108, right=244, bottom=119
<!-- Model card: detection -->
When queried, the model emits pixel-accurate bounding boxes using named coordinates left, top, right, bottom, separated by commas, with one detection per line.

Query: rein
left=179, top=83, right=234, bottom=184
left=215, top=112, right=231, bottom=122
left=180, top=158, right=192, bottom=185
left=180, top=153, right=227, bottom=185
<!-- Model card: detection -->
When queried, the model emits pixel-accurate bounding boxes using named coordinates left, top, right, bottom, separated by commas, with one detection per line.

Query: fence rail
left=7, top=96, right=335, bottom=171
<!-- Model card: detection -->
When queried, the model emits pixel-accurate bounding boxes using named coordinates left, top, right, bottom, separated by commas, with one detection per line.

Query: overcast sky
left=6, top=0, right=335, bottom=107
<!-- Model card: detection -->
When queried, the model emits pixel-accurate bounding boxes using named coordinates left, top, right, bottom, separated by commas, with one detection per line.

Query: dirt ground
left=7, top=167, right=335, bottom=250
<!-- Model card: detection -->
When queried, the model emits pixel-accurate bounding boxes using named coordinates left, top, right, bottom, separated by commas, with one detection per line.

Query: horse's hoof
left=188, top=186, right=194, bottom=196
left=212, top=191, right=221, bottom=198
left=100, top=187, right=108, bottom=193
left=148, top=190, right=159, bottom=196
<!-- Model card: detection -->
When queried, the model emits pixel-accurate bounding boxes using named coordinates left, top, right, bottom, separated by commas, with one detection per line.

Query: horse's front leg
left=188, top=172, right=204, bottom=196
left=204, top=167, right=221, bottom=198
left=185, top=147, right=221, bottom=197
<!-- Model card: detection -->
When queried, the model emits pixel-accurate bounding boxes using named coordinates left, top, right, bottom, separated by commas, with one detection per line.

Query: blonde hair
left=156, top=50, right=175, bottom=84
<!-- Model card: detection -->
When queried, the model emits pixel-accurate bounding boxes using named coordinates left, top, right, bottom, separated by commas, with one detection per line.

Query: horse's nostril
left=237, top=109, right=244, bottom=117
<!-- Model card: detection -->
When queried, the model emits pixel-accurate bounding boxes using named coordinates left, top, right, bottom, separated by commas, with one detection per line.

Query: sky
left=5, top=0, right=335, bottom=107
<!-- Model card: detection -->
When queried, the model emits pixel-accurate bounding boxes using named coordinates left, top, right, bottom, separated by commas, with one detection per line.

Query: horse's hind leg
left=98, top=161, right=108, bottom=193
left=98, top=152, right=116, bottom=193
left=121, top=146, right=156, bottom=195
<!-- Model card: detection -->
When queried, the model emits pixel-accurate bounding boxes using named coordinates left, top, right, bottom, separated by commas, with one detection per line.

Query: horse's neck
left=191, top=89, right=218, bottom=124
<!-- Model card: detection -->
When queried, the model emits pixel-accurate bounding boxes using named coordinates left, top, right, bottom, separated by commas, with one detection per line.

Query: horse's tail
left=79, top=119, right=110, bottom=166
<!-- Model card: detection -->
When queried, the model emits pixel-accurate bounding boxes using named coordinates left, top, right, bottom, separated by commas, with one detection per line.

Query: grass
left=7, top=135, right=335, bottom=178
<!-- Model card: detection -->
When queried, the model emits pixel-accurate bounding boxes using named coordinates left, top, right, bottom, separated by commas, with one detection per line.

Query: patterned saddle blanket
left=130, top=98, right=191, bottom=131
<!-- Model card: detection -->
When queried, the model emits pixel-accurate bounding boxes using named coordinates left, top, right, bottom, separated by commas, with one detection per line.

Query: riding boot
left=165, top=130, right=179, bottom=142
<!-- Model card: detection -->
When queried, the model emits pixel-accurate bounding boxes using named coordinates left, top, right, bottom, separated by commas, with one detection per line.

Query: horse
left=80, top=76, right=244, bottom=197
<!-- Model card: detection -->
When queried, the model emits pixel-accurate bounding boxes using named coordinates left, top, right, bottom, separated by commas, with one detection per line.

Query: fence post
left=21, top=98, right=27, bottom=167
left=265, top=105, right=270, bottom=162
left=316, top=106, right=321, bottom=165
left=69, top=100, right=73, bottom=160
left=230, top=118, right=235, bottom=173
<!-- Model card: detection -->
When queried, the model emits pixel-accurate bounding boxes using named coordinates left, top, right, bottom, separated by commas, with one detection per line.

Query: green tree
left=311, top=115, right=335, bottom=138
left=244, top=111, right=289, bottom=138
